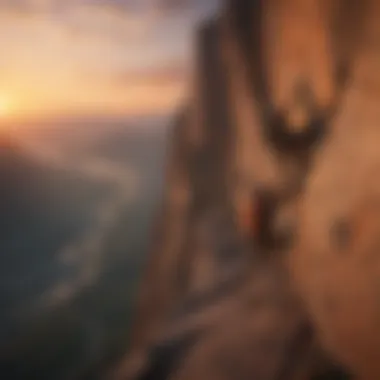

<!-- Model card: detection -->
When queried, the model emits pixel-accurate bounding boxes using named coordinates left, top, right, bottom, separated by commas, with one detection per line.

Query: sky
left=0, top=0, right=220, bottom=122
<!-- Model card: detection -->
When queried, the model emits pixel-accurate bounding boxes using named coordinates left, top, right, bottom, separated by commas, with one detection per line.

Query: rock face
left=289, top=2, right=380, bottom=378
left=112, top=1, right=380, bottom=379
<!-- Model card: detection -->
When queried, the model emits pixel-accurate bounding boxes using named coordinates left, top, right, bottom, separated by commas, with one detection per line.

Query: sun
left=0, top=96, right=11, bottom=117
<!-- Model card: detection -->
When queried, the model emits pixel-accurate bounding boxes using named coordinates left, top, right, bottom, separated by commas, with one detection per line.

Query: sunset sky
left=0, top=0, right=219, bottom=121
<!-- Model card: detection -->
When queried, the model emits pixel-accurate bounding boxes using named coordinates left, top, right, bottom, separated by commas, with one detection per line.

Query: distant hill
left=0, top=124, right=169, bottom=379
left=0, top=133, right=112, bottom=320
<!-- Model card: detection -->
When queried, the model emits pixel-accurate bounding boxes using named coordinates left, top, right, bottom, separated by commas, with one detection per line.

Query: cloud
left=59, top=3, right=153, bottom=43
left=0, top=0, right=154, bottom=42
left=0, top=0, right=219, bottom=21
left=106, top=60, right=189, bottom=87
left=0, top=0, right=64, bottom=14
left=0, top=0, right=133, bottom=13
left=0, top=3, right=181, bottom=117
left=0, top=0, right=35, bottom=12
left=0, top=0, right=219, bottom=119
left=155, top=0, right=196, bottom=11
left=154, top=0, right=220, bottom=15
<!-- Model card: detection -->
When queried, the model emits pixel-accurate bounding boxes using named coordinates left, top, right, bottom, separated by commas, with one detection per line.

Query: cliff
left=113, top=1, right=356, bottom=379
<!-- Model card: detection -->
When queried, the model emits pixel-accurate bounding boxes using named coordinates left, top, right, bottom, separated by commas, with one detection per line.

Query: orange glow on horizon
left=0, top=80, right=186, bottom=124
left=0, top=96, right=11, bottom=118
